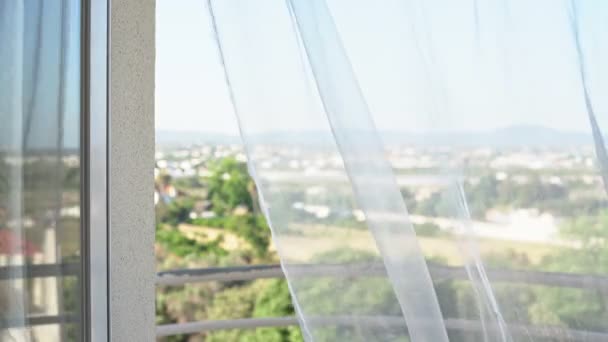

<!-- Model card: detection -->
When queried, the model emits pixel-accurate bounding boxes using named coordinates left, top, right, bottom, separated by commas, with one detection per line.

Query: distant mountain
left=155, top=130, right=334, bottom=147
left=156, top=125, right=593, bottom=148
left=156, top=130, right=239, bottom=147
left=382, top=125, right=592, bottom=147
left=487, top=125, right=591, bottom=146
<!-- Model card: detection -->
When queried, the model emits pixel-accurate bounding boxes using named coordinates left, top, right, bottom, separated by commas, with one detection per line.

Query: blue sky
left=1, top=1, right=81, bottom=149
left=156, top=0, right=608, bottom=135
left=156, top=0, right=238, bottom=134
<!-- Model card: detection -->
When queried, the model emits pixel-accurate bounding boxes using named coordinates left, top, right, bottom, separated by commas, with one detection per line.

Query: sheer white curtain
left=1, top=1, right=80, bottom=340
left=1, top=2, right=28, bottom=338
left=206, top=0, right=608, bottom=341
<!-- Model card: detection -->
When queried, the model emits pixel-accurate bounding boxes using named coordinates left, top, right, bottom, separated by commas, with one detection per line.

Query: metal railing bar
left=157, top=264, right=286, bottom=286
left=0, top=263, right=81, bottom=280
left=2, top=314, right=79, bottom=329
left=156, top=262, right=608, bottom=292
left=156, top=317, right=298, bottom=337
left=444, top=318, right=608, bottom=342
left=156, top=316, right=608, bottom=341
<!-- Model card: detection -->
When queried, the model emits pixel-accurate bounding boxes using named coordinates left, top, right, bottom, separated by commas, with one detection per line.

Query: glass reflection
left=1, top=1, right=82, bottom=341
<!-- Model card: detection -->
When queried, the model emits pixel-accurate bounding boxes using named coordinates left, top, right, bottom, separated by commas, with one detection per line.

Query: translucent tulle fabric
left=1, top=1, right=82, bottom=340
left=206, top=0, right=608, bottom=340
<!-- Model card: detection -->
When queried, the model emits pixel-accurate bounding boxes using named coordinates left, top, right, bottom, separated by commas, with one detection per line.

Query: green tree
left=156, top=224, right=228, bottom=258
left=465, top=174, right=498, bottom=219
left=192, top=214, right=271, bottom=259
left=556, top=210, right=608, bottom=273
left=251, top=280, right=303, bottom=342
left=415, top=192, right=453, bottom=218
left=206, top=280, right=302, bottom=342
left=529, top=210, right=608, bottom=331
left=400, top=188, right=418, bottom=213
left=160, top=198, right=194, bottom=226
left=207, top=158, right=255, bottom=216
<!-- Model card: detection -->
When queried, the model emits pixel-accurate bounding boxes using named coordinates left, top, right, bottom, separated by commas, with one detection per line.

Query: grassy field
left=177, top=221, right=561, bottom=271
left=273, top=224, right=560, bottom=266
left=178, top=223, right=250, bottom=251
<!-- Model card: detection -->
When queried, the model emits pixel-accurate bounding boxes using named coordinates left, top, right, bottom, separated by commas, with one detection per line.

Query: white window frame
left=86, top=0, right=156, bottom=340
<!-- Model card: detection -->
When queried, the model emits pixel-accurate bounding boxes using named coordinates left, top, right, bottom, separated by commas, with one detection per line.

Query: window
left=1, top=1, right=85, bottom=340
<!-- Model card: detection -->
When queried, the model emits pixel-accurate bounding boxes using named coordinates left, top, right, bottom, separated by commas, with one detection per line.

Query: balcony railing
left=0, top=263, right=80, bottom=281
left=6, top=262, right=608, bottom=340
left=156, top=263, right=608, bottom=341
left=1, top=263, right=81, bottom=329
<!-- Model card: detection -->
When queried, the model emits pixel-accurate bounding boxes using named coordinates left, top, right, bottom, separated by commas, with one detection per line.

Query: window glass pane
left=1, top=1, right=82, bottom=340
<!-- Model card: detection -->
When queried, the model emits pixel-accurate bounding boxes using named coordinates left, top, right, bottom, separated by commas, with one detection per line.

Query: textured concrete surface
left=109, top=0, right=155, bottom=340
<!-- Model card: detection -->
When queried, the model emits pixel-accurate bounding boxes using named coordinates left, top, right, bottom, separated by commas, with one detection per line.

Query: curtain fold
left=568, top=0, right=608, bottom=195
left=286, top=1, right=448, bottom=341
left=208, top=1, right=415, bottom=340
left=207, top=0, right=608, bottom=341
